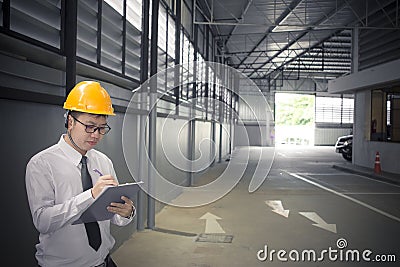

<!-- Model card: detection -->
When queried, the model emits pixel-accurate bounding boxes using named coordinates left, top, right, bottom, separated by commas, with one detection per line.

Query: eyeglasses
left=71, top=115, right=111, bottom=135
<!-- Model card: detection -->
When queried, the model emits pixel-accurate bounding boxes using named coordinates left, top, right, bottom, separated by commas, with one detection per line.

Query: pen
left=93, top=169, right=117, bottom=187
left=93, top=169, right=103, bottom=176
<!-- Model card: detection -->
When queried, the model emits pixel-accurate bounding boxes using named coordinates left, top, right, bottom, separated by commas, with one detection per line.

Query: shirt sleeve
left=25, top=157, right=94, bottom=234
left=111, top=211, right=135, bottom=226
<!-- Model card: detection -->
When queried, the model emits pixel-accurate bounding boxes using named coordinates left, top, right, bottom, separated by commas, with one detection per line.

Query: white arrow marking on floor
left=299, top=212, right=337, bottom=233
left=265, top=200, right=290, bottom=218
left=200, top=212, right=225, bottom=233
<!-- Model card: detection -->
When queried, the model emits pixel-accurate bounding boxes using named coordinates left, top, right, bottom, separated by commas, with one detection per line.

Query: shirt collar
left=58, top=134, right=87, bottom=167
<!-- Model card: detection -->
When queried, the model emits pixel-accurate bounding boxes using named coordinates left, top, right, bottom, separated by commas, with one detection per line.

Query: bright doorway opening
left=275, top=93, right=315, bottom=146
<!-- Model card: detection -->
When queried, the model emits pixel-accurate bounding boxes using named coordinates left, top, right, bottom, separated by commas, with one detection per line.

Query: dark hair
left=64, top=111, right=107, bottom=128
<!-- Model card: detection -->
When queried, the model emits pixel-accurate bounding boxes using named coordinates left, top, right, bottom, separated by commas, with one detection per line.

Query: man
left=26, top=81, right=135, bottom=267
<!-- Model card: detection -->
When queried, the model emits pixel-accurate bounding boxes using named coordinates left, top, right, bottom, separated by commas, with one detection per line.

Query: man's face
left=68, top=113, right=108, bottom=152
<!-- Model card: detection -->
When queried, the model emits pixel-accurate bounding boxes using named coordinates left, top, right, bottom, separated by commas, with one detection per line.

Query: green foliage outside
left=275, top=93, right=315, bottom=126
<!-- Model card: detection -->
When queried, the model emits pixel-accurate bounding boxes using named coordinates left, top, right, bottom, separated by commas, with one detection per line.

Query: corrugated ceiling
left=196, top=0, right=400, bottom=91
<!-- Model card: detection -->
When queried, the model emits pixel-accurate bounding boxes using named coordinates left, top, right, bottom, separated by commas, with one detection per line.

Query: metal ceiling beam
left=223, top=0, right=253, bottom=47
left=202, top=0, right=399, bottom=84
left=268, top=61, right=350, bottom=67
left=195, top=0, right=223, bottom=36
left=247, top=0, right=351, bottom=78
left=235, top=0, right=304, bottom=68
left=194, top=21, right=400, bottom=30
left=239, top=63, right=351, bottom=69
left=223, top=46, right=352, bottom=55
left=285, top=67, right=350, bottom=71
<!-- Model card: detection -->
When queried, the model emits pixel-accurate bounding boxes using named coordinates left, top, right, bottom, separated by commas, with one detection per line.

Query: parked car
left=335, top=134, right=353, bottom=161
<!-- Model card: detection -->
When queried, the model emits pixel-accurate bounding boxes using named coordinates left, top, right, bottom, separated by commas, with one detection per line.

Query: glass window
left=181, top=1, right=192, bottom=36
left=127, top=0, right=142, bottom=30
left=167, top=14, right=175, bottom=59
left=126, top=0, right=141, bottom=80
left=10, top=0, right=61, bottom=48
left=104, top=0, right=123, bottom=15
left=315, top=96, right=353, bottom=124
left=101, top=2, right=123, bottom=73
left=158, top=6, right=167, bottom=52
left=371, top=88, right=400, bottom=142
left=77, top=0, right=98, bottom=62
left=341, top=98, right=354, bottom=123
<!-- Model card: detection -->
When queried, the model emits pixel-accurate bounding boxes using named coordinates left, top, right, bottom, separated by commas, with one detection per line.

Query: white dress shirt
left=26, top=135, right=133, bottom=267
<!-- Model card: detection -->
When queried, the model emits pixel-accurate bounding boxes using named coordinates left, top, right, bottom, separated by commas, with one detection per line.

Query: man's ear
left=65, top=114, right=73, bottom=129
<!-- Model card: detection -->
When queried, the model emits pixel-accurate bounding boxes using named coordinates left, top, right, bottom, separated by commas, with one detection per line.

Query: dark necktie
left=81, top=156, right=102, bottom=251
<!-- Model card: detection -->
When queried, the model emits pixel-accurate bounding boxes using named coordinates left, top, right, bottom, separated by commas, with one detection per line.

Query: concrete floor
left=112, top=146, right=400, bottom=267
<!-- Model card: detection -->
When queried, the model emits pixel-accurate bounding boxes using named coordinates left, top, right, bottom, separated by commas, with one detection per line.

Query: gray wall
left=314, top=126, right=353, bottom=146
left=156, top=117, right=190, bottom=187
left=2, top=99, right=65, bottom=267
left=234, top=124, right=268, bottom=146
left=354, top=91, right=400, bottom=173
left=194, top=120, right=212, bottom=178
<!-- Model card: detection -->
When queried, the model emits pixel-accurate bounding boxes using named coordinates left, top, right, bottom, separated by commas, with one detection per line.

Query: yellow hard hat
left=63, top=81, right=115, bottom=115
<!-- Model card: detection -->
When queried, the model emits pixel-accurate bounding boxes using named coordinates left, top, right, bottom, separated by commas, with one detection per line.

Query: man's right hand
left=91, top=175, right=118, bottom=199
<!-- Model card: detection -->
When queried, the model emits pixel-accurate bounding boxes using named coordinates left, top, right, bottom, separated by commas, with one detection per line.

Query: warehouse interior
left=1, top=0, right=400, bottom=266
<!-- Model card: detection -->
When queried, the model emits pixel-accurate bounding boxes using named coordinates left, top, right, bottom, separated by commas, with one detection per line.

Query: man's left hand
left=107, top=196, right=135, bottom=218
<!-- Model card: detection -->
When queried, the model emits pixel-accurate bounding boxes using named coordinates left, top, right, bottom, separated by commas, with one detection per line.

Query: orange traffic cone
left=374, top=152, right=381, bottom=174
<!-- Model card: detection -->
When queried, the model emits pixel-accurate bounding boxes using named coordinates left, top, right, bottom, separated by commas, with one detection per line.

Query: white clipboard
left=73, top=181, right=143, bottom=224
